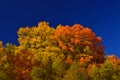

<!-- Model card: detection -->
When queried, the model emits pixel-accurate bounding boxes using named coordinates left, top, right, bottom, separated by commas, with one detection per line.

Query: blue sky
left=0, top=0, right=120, bottom=57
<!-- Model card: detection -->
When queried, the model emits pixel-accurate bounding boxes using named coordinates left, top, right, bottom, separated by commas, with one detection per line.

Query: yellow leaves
left=0, top=55, right=7, bottom=62
left=0, top=41, right=3, bottom=47
left=84, top=46, right=91, bottom=54
left=29, top=38, right=37, bottom=44
left=17, top=22, right=55, bottom=51
left=4, top=63, right=9, bottom=68
left=1, top=21, right=120, bottom=80
left=46, top=46, right=61, bottom=52
left=18, top=27, right=30, bottom=36
left=38, top=21, right=49, bottom=28
left=106, top=55, right=120, bottom=66
left=0, top=41, right=4, bottom=52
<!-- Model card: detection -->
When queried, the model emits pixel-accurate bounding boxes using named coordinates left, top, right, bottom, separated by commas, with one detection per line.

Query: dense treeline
left=0, top=22, right=120, bottom=80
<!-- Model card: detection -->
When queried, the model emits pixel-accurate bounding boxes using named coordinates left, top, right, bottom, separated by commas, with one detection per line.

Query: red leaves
left=51, top=24, right=104, bottom=64
left=0, top=22, right=120, bottom=80
left=97, top=37, right=102, bottom=42
left=12, top=50, right=35, bottom=80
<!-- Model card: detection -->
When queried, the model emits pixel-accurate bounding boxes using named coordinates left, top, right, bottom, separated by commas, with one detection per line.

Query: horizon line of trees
left=0, top=21, right=120, bottom=80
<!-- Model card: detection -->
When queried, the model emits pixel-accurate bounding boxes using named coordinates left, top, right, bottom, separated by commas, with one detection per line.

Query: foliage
left=51, top=24, right=104, bottom=63
left=90, top=57, right=120, bottom=80
left=0, top=71, right=8, bottom=80
left=30, top=55, right=66, bottom=80
left=63, top=61, right=89, bottom=80
left=0, top=21, right=119, bottom=80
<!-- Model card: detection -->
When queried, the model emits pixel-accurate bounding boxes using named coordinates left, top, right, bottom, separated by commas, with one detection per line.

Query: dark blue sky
left=0, top=0, right=120, bottom=57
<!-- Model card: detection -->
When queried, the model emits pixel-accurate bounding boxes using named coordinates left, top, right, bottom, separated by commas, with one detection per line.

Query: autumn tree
left=17, top=22, right=55, bottom=51
left=51, top=24, right=104, bottom=65
left=0, top=42, right=17, bottom=80
left=1, top=21, right=119, bottom=80
left=0, top=41, right=8, bottom=80
left=17, top=22, right=66, bottom=80
left=90, top=56, right=120, bottom=80
left=63, top=61, right=89, bottom=80
left=11, top=49, right=36, bottom=80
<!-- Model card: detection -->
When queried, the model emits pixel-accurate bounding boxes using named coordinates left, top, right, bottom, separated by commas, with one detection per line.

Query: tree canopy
left=0, top=21, right=119, bottom=80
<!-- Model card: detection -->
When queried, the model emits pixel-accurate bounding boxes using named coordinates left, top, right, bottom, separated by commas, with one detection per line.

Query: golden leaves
left=106, top=55, right=120, bottom=66
left=17, top=22, right=55, bottom=50
left=83, top=46, right=91, bottom=54
left=0, top=41, right=4, bottom=52
left=1, top=21, right=120, bottom=80
left=16, top=22, right=105, bottom=70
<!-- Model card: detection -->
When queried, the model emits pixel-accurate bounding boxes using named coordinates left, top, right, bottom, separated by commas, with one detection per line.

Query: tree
left=63, top=61, right=89, bottom=80
left=51, top=24, right=104, bottom=64
left=0, top=21, right=119, bottom=80
left=11, top=49, right=36, bottom=80
left=90, top=56, right=120, bottom=80
left=17, top=22, right=55, bottom=50
left=30, top=53, right=66, bottom=80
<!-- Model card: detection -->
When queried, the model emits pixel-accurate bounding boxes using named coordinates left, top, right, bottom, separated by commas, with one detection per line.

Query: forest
left=0, top=22, right=120, bottom=80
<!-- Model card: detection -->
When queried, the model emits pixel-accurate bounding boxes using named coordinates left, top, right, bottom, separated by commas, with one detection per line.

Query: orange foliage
left=66, top=57, right=73, bottom=64
left=52, top=24, right=104, bottom=63
left=107, top=55, right=120, bottom=66
left=1, top=22, right=115, bottom=80
left=11, top=50, right=36, bottom=80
